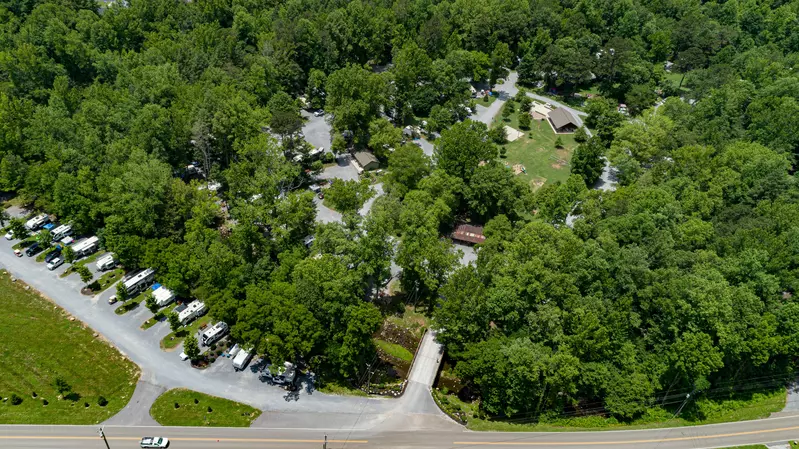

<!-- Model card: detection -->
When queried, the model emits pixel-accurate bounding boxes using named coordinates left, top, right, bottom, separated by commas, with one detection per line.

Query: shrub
left=42, top=399, right=49, bottom=406
left=10, top=394, right=22, bottom=405
left=499, top=147, right=507, bottom=158
left=483, top=95, right=489, bottom=103
left=84, top=402, right=89, bottom=408
left=174, top=402, right=180, bottom=409
left=97, top=396, right=108, bottom=407
left=210, top=343, right=217, bottom=350
left=322, top=152, right=335, bottom=163
left=207, top=406, right=213, bottom=413
left=31, top=391, right=37, bottom=398
left=194, top=398, right=199, bottom=404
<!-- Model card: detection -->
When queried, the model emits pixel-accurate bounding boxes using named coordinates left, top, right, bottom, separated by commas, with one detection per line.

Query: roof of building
left=531, top=102, right=551, bottom=117
left=451, top=224, right=486, bottom=244
left=548, top=107, right=579, bottom=129
left=353, top=151, right=379, bottom=167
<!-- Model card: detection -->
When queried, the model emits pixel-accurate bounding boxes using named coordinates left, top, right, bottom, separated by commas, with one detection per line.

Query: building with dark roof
left=451, top=224, right=486, bottom=245
left=353, top=151, right=379, bottom=171
left=547, top=107, right=579, bottom=133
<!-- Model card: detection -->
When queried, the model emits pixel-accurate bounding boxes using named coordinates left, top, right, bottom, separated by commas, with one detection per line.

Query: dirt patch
left=556, top=149, right=569, bottom=159
left=378, top=321, right=419, bottom=352
left=551, top=163, right=564, bottom=170
left=504, top=126, right=524, bottom=142
left=512, top=164, right=526, bottom=175
left=530, top=177, right=547, bottom=190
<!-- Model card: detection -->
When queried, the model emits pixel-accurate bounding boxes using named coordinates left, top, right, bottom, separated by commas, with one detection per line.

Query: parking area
left=301, top=110, right=331, bottom=151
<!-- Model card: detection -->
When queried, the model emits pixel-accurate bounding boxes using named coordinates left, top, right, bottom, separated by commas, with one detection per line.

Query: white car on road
left=4, top=229, right=13, bottom=240
left=46, top=257, right=64, bottom=271
left=140, top=436, right=169, bottom=448
left=313, top=110, right=324, bottom=117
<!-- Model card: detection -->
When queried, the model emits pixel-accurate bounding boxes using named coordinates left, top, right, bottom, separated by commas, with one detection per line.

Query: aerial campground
left=1, top=0, right=799, bottom=448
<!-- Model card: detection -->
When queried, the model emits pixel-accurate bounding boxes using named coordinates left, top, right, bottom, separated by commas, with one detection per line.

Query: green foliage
left=571, top=137, right=605, bottom=187
left=517, top=112, right=531, bottom=130
left=9, top=218, right=29, bottom=240
left=115, top=282, right=128, bottom=303
left=324, top=179, right=374, bottom=214
left=145, top=293, right=159, bottom=315
left=384, top=145, right=431, bottom=198
left=435, top=121, right=496, bottom=181
left=183, top=334, right=200, bottom=361
left=168, top=313, right=181, bottom=333
left=61, top=246, right=75, bottom=263
left=75, top=266, right=92, bottom=285
left=36, top=230, right=52, bottom=248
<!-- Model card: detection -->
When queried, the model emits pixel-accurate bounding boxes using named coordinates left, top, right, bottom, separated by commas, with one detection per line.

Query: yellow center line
left=0, top=436, right=367, bottom=444
left=453, top=424, right=799, bottom=445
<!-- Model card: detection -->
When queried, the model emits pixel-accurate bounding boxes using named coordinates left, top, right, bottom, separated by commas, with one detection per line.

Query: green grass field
left=493, top=103, right=578, bottom=190
left=161, top=315, right=212, bottom=350
left=0, top=271, right=139, bottom=424
left=150, top=389, right=261, bottom=427
left=374, top=339, right=414, bottom=362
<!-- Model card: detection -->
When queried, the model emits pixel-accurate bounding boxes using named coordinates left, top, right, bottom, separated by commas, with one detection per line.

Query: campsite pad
left=512, top=164, right=526, bottom=175
left=504, top=126, right=524, bottom=142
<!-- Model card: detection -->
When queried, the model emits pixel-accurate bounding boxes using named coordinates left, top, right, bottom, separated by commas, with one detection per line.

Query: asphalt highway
left=2, top=413, right=799, bottom=449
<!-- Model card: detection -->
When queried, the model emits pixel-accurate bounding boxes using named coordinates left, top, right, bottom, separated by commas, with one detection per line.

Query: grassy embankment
left=0, top=271, right=139, bottom=424
left=150, top=389, right=261, bottom=427
left=433, top=388, right=787, bottom=432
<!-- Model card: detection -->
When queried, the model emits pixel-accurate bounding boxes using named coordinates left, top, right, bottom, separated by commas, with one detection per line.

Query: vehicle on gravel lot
left=107, top=295, right=118, bottom=305
left=44, top=246, right=62, bottom=263
left=46, top=257, right=64, bottom=271
left=313, top=109, right=324, bottom=117
left=25, top=242, right=41, bottom=257
left=13, top=248, right=22, bottom=257
left=4, top=229, right=13, bottom=240
left=140, top=436, right=169, bottom=448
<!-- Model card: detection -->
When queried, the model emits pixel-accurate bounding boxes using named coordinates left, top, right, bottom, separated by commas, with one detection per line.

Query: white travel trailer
left=201, top=322, right=228, bottom=347
left=232, top=348, right=254, bottom=371
left=123, top=268, right=155, bottom=296
left=50, top=224, right=73, bottom=241
left=72, top=236, right=99, bottom=258
left=151, top=285, right=176, bottom=307
left=95, top=253, right=117, bottom=271
left=178, top=300, right=207, bottom=325
left=25, top=214, right=49, bottom=230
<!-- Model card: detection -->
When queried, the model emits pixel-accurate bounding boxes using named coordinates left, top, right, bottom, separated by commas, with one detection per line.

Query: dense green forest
left=1, top=0, right=798, bottom=422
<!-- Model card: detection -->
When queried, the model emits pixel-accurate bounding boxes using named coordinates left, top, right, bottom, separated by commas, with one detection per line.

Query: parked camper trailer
left=95, top=253, right=117, bottom=271
left=50, top=224, right=73, bottom=241
left=151, top=284, right=175, bottom=307
left=201, top=322, right=228, bottom=347
left=25, top=214, right=49, bottom=230
left=123, top=268, right=155, bottom=296
left=178, top=300, right=207, bottom=325
left=72, top=236, right=99, bottom=258
left=232, top=348, right=254, bottom=371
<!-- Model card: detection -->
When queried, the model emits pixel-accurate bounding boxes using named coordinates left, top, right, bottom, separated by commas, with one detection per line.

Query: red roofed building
left=451, top=224, right=486, bottom=245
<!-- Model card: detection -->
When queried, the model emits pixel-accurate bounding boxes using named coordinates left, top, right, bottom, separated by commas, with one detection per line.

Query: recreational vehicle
left=123, top=268, right=155, bottom=296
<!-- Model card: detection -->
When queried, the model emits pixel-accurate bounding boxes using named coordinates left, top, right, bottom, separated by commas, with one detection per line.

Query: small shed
left=451, top=224, right=486, bottom=245
left=353, top=151, right=379, bottom=171
left=547, top=107, right=579, bottom=133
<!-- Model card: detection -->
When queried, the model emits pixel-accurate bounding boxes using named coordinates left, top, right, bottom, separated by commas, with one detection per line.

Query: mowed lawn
left=0, top=271, right=139, bottom=424
left=150, top=389, right=261, bottom=427
left=492, top=102, right=578, bottom=190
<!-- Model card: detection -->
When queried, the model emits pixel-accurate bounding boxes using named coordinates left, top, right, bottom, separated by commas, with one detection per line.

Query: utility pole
left=322, top=434, right=327, bottom=449
left=98, top=426, right=111, bottom=449
left=672, top=388, right=698, bottom=419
